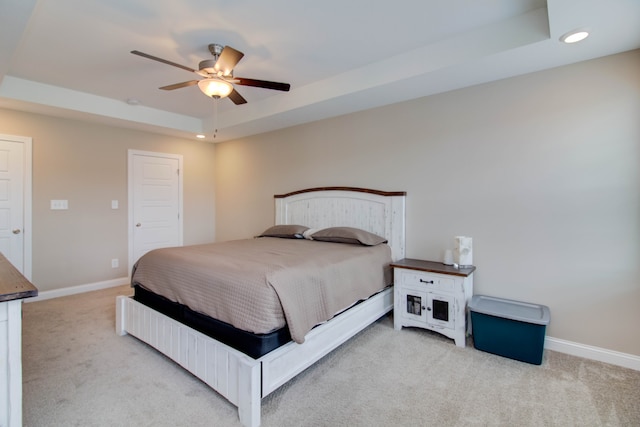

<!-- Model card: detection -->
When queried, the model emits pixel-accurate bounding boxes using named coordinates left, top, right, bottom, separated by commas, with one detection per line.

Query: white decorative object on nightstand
left=391, top=258, right=475, bottom=347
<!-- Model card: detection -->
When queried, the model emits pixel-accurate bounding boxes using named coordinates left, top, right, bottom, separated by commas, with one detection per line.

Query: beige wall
left=0, top=109, right=216, bottom=291
left=215, top=50, right=640, bottom=356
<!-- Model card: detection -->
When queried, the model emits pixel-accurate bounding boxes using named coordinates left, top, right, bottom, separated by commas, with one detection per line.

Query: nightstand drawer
left=395, top=269, right=456, bottom=292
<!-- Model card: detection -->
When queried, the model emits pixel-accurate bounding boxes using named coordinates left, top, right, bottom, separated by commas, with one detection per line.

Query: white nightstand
left=391, top=258, right=475, bottom=347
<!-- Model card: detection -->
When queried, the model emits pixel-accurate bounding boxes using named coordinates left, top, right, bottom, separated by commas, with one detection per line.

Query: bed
left=116, top=187, right=406, bottom=427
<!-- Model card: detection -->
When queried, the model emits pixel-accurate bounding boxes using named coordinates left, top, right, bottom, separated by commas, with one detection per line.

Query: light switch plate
left=51, top=200, right=68, bottom=210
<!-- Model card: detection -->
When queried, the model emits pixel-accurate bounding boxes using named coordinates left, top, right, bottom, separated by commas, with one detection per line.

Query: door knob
left=12, top=229, right=21, bottom=234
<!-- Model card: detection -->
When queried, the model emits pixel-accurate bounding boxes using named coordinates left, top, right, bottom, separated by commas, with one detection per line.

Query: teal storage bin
left=470, top=295, right=550, bottom=365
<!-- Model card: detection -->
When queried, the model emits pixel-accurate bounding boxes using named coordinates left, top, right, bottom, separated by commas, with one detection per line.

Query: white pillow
left=303, top=228, right=322, bottom=240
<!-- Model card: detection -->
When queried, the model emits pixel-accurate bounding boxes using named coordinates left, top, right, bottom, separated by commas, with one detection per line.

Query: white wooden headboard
left=274, top=187, right=406, bottom=261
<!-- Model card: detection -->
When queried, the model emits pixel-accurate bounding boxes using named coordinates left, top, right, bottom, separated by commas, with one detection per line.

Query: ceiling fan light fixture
left=198, top=78, right=233, bottom=99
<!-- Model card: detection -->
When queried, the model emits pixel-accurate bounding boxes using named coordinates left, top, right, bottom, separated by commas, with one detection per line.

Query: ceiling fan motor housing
left=201, top=44, right=229, bottom=76
left=199, top=59, right=219, bottom=75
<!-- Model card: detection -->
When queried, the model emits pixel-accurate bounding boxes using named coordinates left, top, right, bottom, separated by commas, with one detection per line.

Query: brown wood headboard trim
left=274, top=187, right=406, bottom=198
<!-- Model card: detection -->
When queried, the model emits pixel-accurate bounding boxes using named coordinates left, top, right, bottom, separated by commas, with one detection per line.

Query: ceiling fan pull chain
left=213, top=97, right=219, bottom=139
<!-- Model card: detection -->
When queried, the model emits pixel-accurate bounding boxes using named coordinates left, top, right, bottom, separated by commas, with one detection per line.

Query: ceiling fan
left=131, top=44, right=291, bottom=105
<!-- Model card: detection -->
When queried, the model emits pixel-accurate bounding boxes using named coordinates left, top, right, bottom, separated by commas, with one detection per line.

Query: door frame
left=127, top=149, right=183, bottom=277
left=0, top=134, right=32, bottom=280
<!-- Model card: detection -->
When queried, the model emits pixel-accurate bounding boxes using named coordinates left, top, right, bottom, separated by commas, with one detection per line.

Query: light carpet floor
left=21, top=285, right=640, bottom=426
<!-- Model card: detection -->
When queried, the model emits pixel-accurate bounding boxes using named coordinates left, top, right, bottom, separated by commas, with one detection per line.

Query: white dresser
left=0, top=255, right=37, bottom=427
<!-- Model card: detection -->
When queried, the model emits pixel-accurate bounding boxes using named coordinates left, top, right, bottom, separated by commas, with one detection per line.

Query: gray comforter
left=131, top=237, right=392, bottom=343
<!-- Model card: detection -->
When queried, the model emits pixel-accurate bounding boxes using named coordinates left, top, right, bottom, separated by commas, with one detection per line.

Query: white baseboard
left=546, top=336, right=640, bottom=371
left=26, top=277, right=129, bottom=303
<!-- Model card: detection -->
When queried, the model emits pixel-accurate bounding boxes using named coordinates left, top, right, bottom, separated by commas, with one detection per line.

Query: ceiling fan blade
left=159, top=80, right=199, bottom=90
left=214, top=46, right=244, bottom=75
left=131, top=50, right=196, bottom=73
left=228, top=88, right=247, bottom=105
left=235, top=77, right=290, bottom=92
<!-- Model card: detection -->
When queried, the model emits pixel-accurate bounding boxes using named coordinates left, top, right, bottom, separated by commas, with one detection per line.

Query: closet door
left=128, top=150, right=183, bottom=273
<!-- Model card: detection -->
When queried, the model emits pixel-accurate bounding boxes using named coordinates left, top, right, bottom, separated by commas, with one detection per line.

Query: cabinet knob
left=419, top=279, right=434, bottom=284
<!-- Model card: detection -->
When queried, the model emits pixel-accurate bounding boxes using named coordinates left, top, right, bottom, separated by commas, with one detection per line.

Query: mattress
left=131, top=237, right=392, bottom=344
left=133, top=285, right=291, bottom=358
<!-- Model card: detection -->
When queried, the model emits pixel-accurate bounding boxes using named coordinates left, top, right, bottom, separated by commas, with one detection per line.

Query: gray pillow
left=311, top=227, right=387, bottom=246
left=258, top=224, right=309, bottom=239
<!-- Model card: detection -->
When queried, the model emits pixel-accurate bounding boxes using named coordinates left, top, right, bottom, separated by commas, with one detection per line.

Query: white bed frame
left=116, top=187, right=406, bottom=427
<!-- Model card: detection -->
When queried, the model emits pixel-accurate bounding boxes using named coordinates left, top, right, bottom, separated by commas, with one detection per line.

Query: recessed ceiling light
left=560, top=29, right=590, bottom=44
left=126, top=98, right=141, bottom=105
left=196, top=134, right=206, bottom=139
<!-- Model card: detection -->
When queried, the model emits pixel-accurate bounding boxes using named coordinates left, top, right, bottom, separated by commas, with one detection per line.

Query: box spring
left=133, top=285, right=291, bottom=359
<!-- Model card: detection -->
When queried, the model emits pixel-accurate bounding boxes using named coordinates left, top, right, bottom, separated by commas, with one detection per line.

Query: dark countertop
left=0, top=253, right=38, bottom=302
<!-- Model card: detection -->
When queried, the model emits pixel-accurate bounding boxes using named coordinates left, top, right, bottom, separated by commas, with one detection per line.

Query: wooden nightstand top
left=390, top=258, right=475, bottom=277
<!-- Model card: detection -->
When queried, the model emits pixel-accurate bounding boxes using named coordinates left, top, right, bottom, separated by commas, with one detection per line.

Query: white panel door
left=129, top=151, right=183, bottom=270
left=0, top=139, right=24, bottom=273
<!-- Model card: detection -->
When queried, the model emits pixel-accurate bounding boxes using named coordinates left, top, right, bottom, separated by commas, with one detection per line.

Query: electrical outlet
left=111, top=258, right=119, bottom=268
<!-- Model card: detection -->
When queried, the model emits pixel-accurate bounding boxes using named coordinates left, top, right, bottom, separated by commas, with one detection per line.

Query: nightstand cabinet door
left=398, top=287, right=456, bottom=330
left=426, top=292, right=455, bottom=329
left=399, top=288, right=428, bottom=323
